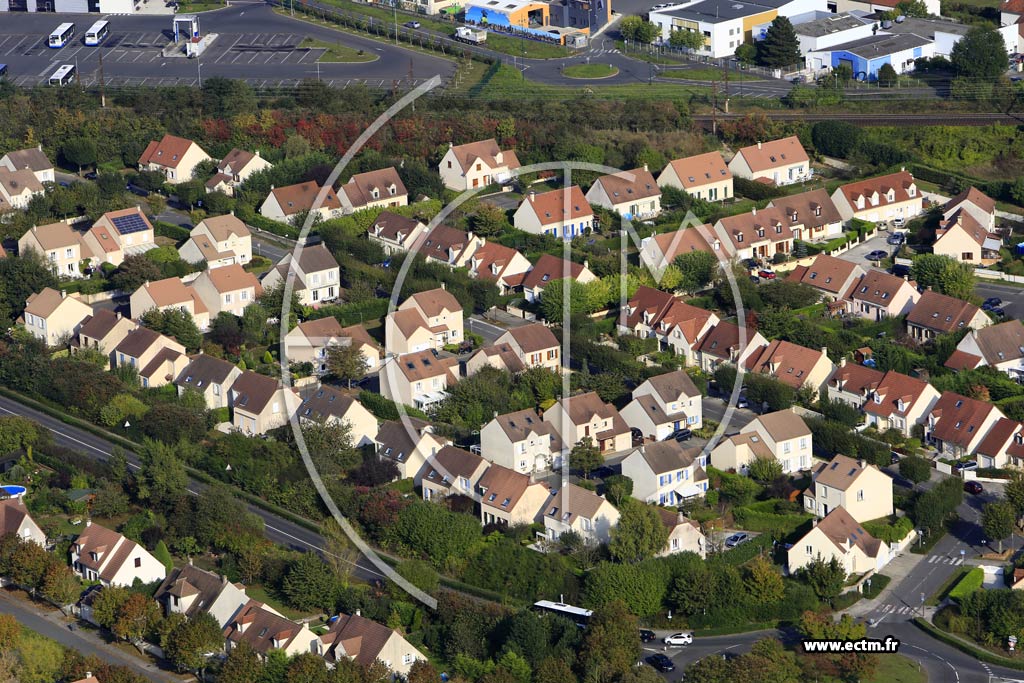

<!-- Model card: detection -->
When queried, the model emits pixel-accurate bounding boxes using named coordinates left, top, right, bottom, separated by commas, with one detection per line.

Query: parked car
left=737, top=394, right=749, bottom=409
left=964, top=481, right=984, bottom=495
left=984, top=297, right=1003, bottom=308
left=84, top=171, right=98, bottom=181
left=663, top=632, right=693, bottom=646
left=670, top=428, right=692, bottom=442
left=890, top=452, right=900, bottom=465
left=757, top=269, right=776, bottom=280
left=991, top=307, right=1007, bottom=318
left=404, top=20, right=421, bottom=28
left=892, top=217, right=905, bottom=229
left=639, top=629, right=657, bottom=643
left=749, top=275, right=761, bottom=284
left=866, top=250, right=888, bottom=261
left=646, top=654, right=676, bottom=672
left=954, top=460, right=978, bottom=472
left=126, top=183, right=149, bottom=197
left=725, top=532, right=750, bottom=548
left=886, top=233, right=905, bottom=246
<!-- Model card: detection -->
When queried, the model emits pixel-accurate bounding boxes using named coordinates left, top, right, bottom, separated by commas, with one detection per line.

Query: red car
left=758, top=269, right=776, bottom=280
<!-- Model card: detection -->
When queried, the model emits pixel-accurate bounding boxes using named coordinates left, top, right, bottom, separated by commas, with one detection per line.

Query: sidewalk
left=0, top=590, right=180, bottom=683
left=839, top=550, right=928, bottom=620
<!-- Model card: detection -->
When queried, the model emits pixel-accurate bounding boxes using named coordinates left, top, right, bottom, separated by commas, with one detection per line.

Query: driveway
left=834, top=233, right=898, bottom=266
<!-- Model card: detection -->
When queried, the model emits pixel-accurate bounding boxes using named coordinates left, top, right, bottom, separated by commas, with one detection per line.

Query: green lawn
left=459, top=63, right=711, bottom=101
left=660, top=67, right=760, bottom=81
left=562, top=63, right=618, bottom=79
left=246, top=584, right=319, bottom=621
left=175, top=0, right=226, bottom=11
left=300, top=37, right=378, bottom=63
left=862, top=655, right=927, bottom=683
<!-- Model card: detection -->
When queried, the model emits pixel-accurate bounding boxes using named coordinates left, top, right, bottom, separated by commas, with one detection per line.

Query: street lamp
left=196, top=58, right=202, bottom=87
left=920, top=592, right=925, bottom=617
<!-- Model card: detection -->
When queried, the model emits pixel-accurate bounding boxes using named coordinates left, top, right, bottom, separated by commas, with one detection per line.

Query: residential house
left=906, top=290, right=990, bottom=342
left=178, top=214, right=252, bottom=269
left=465, top=342, right=527, bottom=375
left=846, top=270, right=920, bottom=321
left=932, top=210, right=1001, bottom=265
left=713, top=206, right=801, bottom=262
left=494, top=323, right=561, bottom=372
left=376, top=418, right=450, bottom=481
left=657, top=152, right=733, bottom=202
left=925, top=391, right=1006, bottom=459
left=317, top=612, right=426, bottom=675
left=618, top=286, right=719, bottom=363
left=975, top=418, right=1024, bottom=470
left=379, top=350, right=460, bottom=410
left=513, top=187, right=595, bottom=239
left=787, top=507, right=890, bottom=575
left=0, top=168, right=45, bottom=211
left=84, top=207, right=156, bottom=267
left=621, top=440, right=709, bottom=506
left=744, top=339, right=835, bottom=393
left=638, top=225, right=722, bottom=281
left=21, top=288, right=92, bottom=346
left=259, top=182, right=343, bottom=224
left=543, top=391, right=632, bottom=454
left=296, top=385, right=378, bottom=447
left=953, top=321, right=1024, bottom=381
left=260, top=244, right=340, bottom=307
left=70, top=521, right=167, bottom=587
left=386, top=287, right=464, bottom=355
left=205, top=149, right=273, bottom=196
left=338, top=167, right=408, bottom=214
left=766, top=188, right=844, bottom=242
left=521, top=254, right=597, bottom=303
left=825, top=359, right=884, bottom=409
left=830, top=170, right=922, bottom=224
left=285, top=318, right=382, bottom=376
left=862, top=370, right=940, bottom=437
left=0, top=145, right=54, bottom=184
left=129, top=277, right=210, bottom=331
left=191, top=264, right=262, bottom=318
left=711, top=409, right=812, bottom=474
left=466, top=240, right=532, bottom=295
left=416, top=446, right=489, bottom=502
left=113, top=327, right=188, bottom=389
left=368, top=211, right=427, bottom=255
left=943, top=186, right=997, bottom=231
left=657, top=509, right=707, bottom=558
left=229, top=370, right=301, bottom=435
left=223, top=600, right=316, bottom=659
left=76, top=310, right=138, bottom=368
left=586, top=166, right=662, bottom=219
left=416, top=225, right=482, bottom=268
left=694, top=321, right=768, bottom=375
left=479, top=409, right=563, bottom=474
left=0, top=498, right=46, bottom=546
left=137, top=134, right=212, bottom=184
left=439, top=139, right=520, bottom=191
left=541, top=484, right=621, bottom=544
left=476, top=464, right=552, bottom=527
left=786, top=254, right=865, bottom=301
left=18, top=222, right=92, bottom=279
left=727, top=137, right=811, bottom=186
left=174, top=353, right=242, bottom=410
left=620, top=369, right=702, bottom=441
left=803, top=454, right=894, bottom=521
left=154, top=563, right=249, bottom=628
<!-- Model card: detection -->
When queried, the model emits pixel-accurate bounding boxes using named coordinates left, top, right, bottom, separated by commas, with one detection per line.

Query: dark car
left=639, top=629, right=656, bottom=643
left=890, top=452, right=900, bottom=465
left=737, top=394, right=749, bottom=409
left=886, top=233, right=905, bottom=245
left=954, top=460, right=978, bottom=472
left=749, top=275, right=761, bottom=284
left=84, top=171, right=98, bottom=180
left=126, top=183, right=149, bottom=197
left=991, top=307, right=1007, bottom=317
left=592, top=464, right=621, bottom=480
left=646, top=654, right=675, bottom=673
left=984, top=297, right=1002, bottom=308
left=670, top=428, right=692, bottom=442
left=758, top=269, right=776, bottom=280
left=965, top=481, right=984, bottom=495
left=743, top=258, right=759, bottom=269
left=866, top=250, right=888, bottom=261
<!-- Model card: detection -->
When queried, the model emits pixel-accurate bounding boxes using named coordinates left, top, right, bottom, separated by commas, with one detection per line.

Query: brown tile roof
left=200, top=214, right=250, bottom=241
left=964, top=320, right=1024, bottom=365
left=649, top=226, right=715, bottom=263
left=734, top=136, right=808, bottom=173
left=767, top=188, right=842, bottom=230
left=744, top=340, right=826, bottom=389
left=726, top=432, right=773, bottom=459
left=827, top=362, right=883, bottom=396
left=25, top=288, right=81, bottom=318
left=231, top=371, right=283, bottom=414
left=814, top=506, right=882, bottom=558
left=696, top=321, right=742, bottom=360
left=477, top=464, right=537, bottom=512
left=138, top=277, right=194, bottom=308
left=752, top=410, right=810, bottom=441
left=295, top=317, right=344, bottom=341
left=470, top=241, right=524, bottom=283
left=945, top=349, right=983, bottom=371
left=217, top=148, right=257, bottom=176
left=848, top=270, right=913, bottom=307
left=89, top=225, right=121, bottom=254
left=543, top=483, right=609, bottom=525
left=593, top=167, right=660, bottom=203
left=269, top=181, right=342, bottom=216
left=645, top=369, right=700, bottom=403
left=74, top=522, right=139, bottom=583
left=450, top=139, right=520, bottom=173
left=0, top=168, right=43, bottom=196
left=2, top=146, right=52, bottom=172
left=556, top=392, right=629, bottom=436
left=472, top=343, right=527, bottom=373
left=339, top=167, right=406, bottom=209
left=376, top=418, right=444, bottom=464
left=224, top=600, right=304, bottom=655
left=928, top=391, right=997, bottom=449
left=115, top=326, right=162, bottom=359
left=657, top=507, right=700, bottom=532
left=290, top=243, right=338, bottom=276
left=906, top=290, right=983, bottom=335
left=624, top=285, right=675, bottom=329
left=140, top=347, right=186, bottom=381
left=23, top=222, right=82, bottom=251
left=812, top=454, right=874, bottom=491
left=634, top=440, right=700, bottom=474
left=369, top=211, right=422, bottom=243
left=138, top=134, right=201, bottom=169
left=175, top=353, right=239, bottom=391
left=862, top=370, right=932, bottom=419
left=936, top=210, right=995, bottom=249
left=299, top=386, right=361, bottom=422
left=493, top=409, right=560, bottom=444
left=394, top=350, right=459, bottom=382
left=407, top=287, right=462, bottom=318
left=786, top=254, right=859, bottom=295
left=340, top=324, right=381, bottom=351
left=662, top=151, right=731, bottom=189
left=522, top=186, right=592, bottom=227
left=100, top=207, right=153, bottom=237
left=504, top=323, right=558, bottom=353
left=189, top=236, right=232, bottom=262
left=977, top=417, right=1021, bottom=459
left=522, top=254, right=591, bottom=290
left=79, top=309, right=130, bottom=341
left=206, top=264, right=261, bottom=294
left=422, top=445, right=486, bottom=486
left=717, top=205, right=800, bottom=250
left=155, top=565, right=231, bottom=619
left=657, top=299, right=715, bottom=342
left=944, top=186, right=996, bottom=216
left=836, top=171, right=917, bottom=210
left=0, top=499, right=33, bottom=537
left=390, top=308, right=430, bottom=338
left=321, top=612, right=398, bottom=667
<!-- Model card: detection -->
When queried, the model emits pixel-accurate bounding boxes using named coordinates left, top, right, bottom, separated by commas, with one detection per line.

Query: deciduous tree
left=608, top=499, right=669, bottom=563
left=163, top=612, right=222, bottom=673
left=326, top=343, right=367, bottom=388
left=951, top=26, right=1008, bottom=82
left=799, top=557, right=845, bottom=604
left=982, top=500, right=1015, bottom=552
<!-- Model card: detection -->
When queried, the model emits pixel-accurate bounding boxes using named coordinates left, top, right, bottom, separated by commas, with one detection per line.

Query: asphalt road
left=0, top=393, right=392, bottom=585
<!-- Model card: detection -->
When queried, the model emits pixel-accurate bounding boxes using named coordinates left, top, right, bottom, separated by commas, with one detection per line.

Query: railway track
left=692, top=112, right=1024, bottom=126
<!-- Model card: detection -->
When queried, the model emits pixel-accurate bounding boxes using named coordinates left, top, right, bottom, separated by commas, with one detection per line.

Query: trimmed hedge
left=913, top=618, right=1024, bottom=671
left=721, top=533, right=774, bottom=565
left=734, top=177, right=786, bottom=201
left=733, top=502, right=813, bottom=535
left=905, top=162, right=1016, bottom=204
left=154, top=220, right=191, bottom=243
left=862, top=516, right=914, bottom=544
left=948, top=567, right=984, bottom=602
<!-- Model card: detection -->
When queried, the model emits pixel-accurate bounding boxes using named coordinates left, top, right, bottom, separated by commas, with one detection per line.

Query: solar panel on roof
left=111, top=213, right=149, bottom=235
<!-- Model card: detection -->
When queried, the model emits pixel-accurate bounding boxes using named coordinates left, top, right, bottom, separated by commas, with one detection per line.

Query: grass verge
left=562, top=63, right=618, bottom=79
left=926, top=566, right=970, bottom=606
left=913, top=617, right=1024, bottom=670
left=299, top=37, right=379, bottom=62
left=660, top=67, right=760, bottom=81
left=863, top=654, right=927, bottom=683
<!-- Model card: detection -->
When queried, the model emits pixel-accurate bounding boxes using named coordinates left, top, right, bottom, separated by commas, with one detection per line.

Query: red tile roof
left=906, top=290, right=983, bottom=335
left=662, top=151, right=731, bottom=189
left=522, top=187, right=592, bottom=227
left=744, top=340, right=826, bottom=389
left=138, top=134, right=201, bottom=169
left=928, top=391, right=998, bottom=450
left=734, top=137, right=808, bottom=173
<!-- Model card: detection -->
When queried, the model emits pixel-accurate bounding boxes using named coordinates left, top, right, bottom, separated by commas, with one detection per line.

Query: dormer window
left=371, top=188, right=380, bottom=199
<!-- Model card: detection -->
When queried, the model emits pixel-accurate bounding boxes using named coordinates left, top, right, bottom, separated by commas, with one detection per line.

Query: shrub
left=862, top=516, right=914, bottom=544
left=948, top=567, right=984, bottom=602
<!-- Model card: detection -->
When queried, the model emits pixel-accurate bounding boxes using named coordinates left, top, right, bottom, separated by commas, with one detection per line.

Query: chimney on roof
left=37, top=144, right=42, bottom=152
left=757, top=141, right=762, bottom=149
left=188, top=556, right=193, bottom=566
left=752, top=207, right=756, bottom=215
left=255, top=150, right=261, bottom=158
left=677, top=511, right=685, bottom=523
left=85, top=674, right=91, bottom=681
left=529, top=190, right=537, bottom=201
left=116, top=312, right=121, bottom=320
left=840, top=357, right=846, bottom=367
left=583, top=259, right=590, bottom=270
left=441, top=282, right=446, bottom=291
left=222, top=573, right=228, bottom=585
left=811, top=518, right=817, bottom=527
left=821, top=346, right=827, bottom=355
left=85, top=518, right=91, bottom=527
left=61, top=290, right=67, bottom=299
left=858, top=458, right=865, bottom=468
left=448, top=142, right=453, bottom=148
left=230, top=209, right=234, bottom=216
left=355, top=608, right=361, bottom=616
left=642, top=163, right=648, bottom=172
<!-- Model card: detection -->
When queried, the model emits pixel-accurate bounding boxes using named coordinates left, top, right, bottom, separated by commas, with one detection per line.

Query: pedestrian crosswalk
left=925, top=555, right=965, bottom=565
left=877, top=604, right=920, bottom=615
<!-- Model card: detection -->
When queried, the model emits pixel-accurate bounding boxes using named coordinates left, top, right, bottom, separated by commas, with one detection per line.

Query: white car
left=663, top=632, right=693, bottom=646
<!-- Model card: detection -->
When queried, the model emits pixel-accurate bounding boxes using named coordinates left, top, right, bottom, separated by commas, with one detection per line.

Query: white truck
left=455, top=26, right=487, bottom=44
